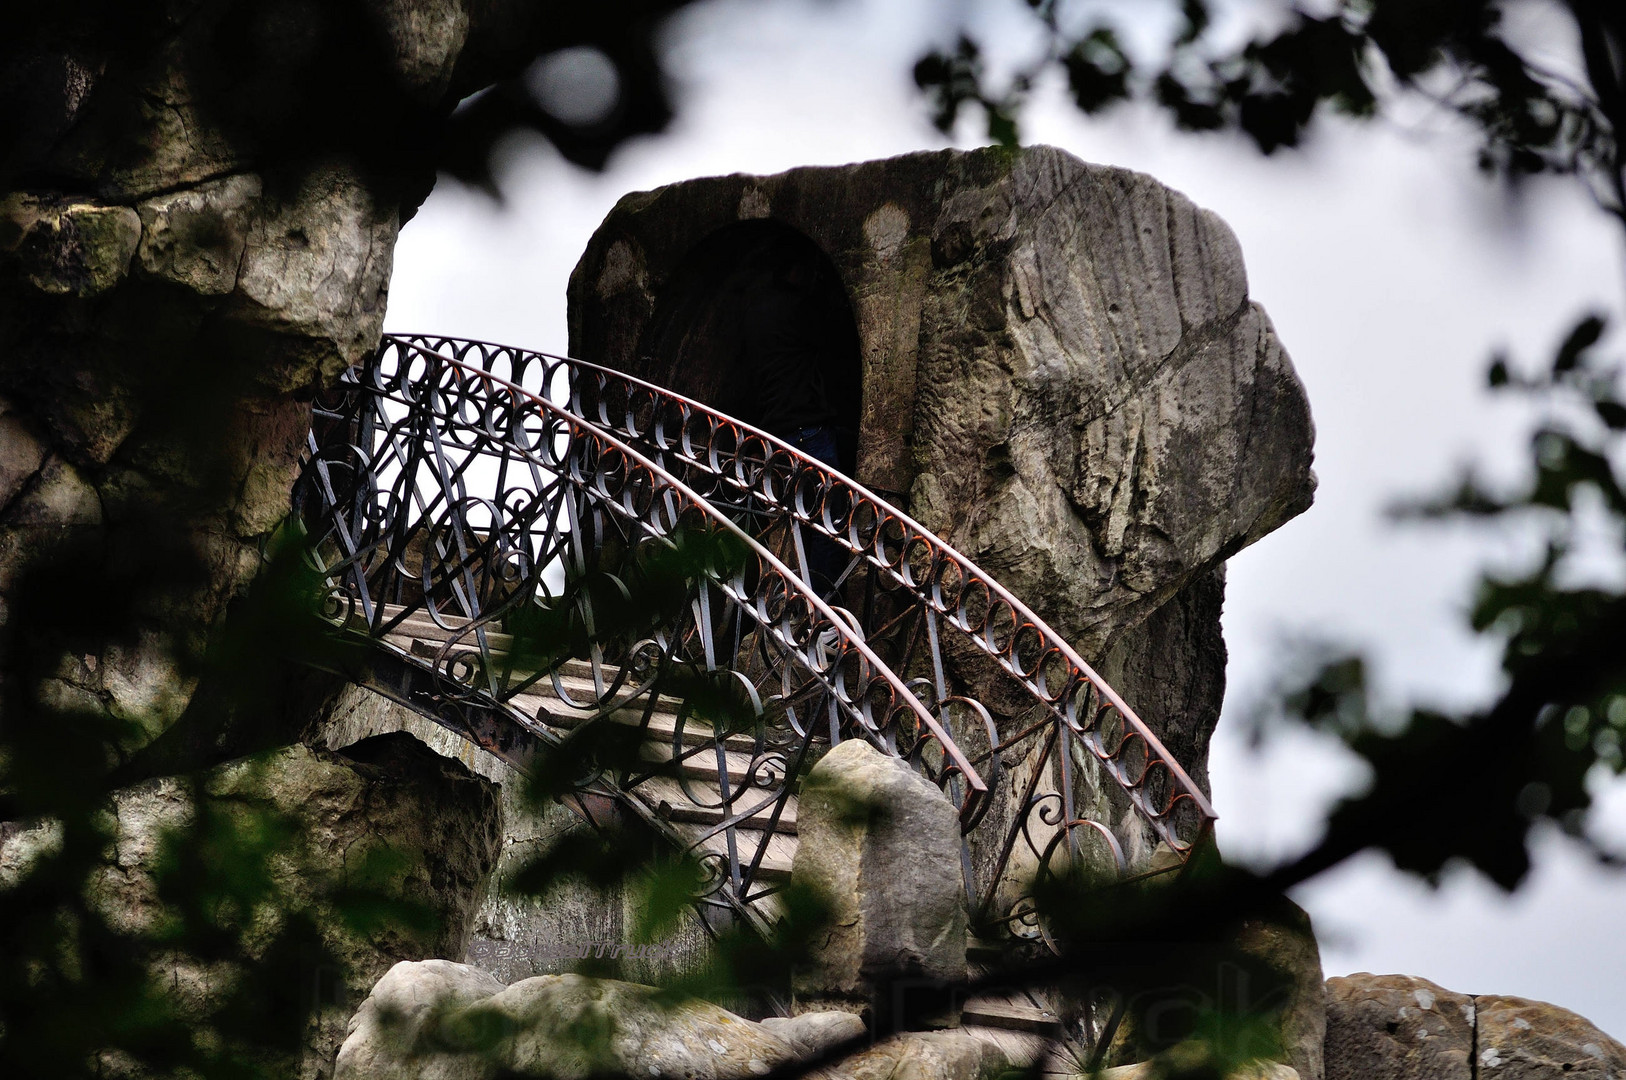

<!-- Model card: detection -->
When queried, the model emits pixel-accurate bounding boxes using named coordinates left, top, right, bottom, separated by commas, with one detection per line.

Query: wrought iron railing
left=297, top=337, right=988, bottom=930
left=371, top=334, right=1217, bottom=935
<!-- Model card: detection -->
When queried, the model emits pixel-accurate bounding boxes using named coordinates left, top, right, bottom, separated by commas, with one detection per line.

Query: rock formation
left=0, top=1, right=680, bottom=764
left=790, top=739, right=968, bottom=1027
left=334, top=960, right=862, bottom=1080
left=312, top=683, right=719, bottom=989
left=1, top=9, right=650, bottom=1072
left=0, top=732, right=503, bottom=1078
left=1325, top=973, right=1626, bottom=1080
left=567, top=145, right=1317, bottom=870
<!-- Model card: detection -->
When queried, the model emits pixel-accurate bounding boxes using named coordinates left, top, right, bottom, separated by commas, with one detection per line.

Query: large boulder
left=335, top=964, right=804, bottom=1080
left=1475, top=994, right=1626, bottom=1079
left=336, top=961, right=1011, bottom=1080
left=567, top=145, right=1316, bottom=870
left=569, top=145, right=1314, bottom=664
left=1322, top=974, right=1626, bottom=1080
left=828, top=1028, right=1011, bottom=1080
left=1324, top=974, right=1476, bottom=1080
left=790, top=739, right=967, bottom=1027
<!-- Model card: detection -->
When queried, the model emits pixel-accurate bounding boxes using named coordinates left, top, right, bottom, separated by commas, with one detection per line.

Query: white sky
left=386, top=0, right=1626, bottom=1038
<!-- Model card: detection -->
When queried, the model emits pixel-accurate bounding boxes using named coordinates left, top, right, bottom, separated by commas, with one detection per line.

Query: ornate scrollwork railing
left=381, top=334, right=1217, bottom=935
left=297, top=337, right=988, bottom=928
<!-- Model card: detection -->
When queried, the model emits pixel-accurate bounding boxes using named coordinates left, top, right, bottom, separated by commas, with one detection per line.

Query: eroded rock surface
left=336, top=961, right=1015, bottom=1080
left=0, top=733, right=503, bottom=1079
left=1236, top=901, right=1326, bottom=1080
left=1475, top=994, right=1626, bottom=1079
left=1322, top=974, right=1626, bottom=1080
left=0, top=0, right=618, bottom=769
left=1324, top=973, right=1476, bottom=1080
left=567, top=146, right=1316, bottom=869
left=311, top=683, right=717, bottom=987
left=791, top=739, right=967, bottom=1026
left=569, top=145, right=1314, bottom=663
left=337, top=963, right=801, bottom=1080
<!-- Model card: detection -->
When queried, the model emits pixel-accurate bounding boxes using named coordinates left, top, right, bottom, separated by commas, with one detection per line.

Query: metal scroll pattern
left=381, top=334, right=1218, bottom=935
left=297, top=338, right=986, bottom=923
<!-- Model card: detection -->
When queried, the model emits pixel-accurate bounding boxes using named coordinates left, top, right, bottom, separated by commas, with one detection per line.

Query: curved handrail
left=391, top=334, right=1217, bottom=862
left=301, top=339, right=988, bottom=828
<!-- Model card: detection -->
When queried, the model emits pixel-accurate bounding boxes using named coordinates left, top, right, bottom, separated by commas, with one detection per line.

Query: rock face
left=569, top=146, right=1315, bottom=659
left=1325, top=974, right=1626, bottom=1080
left=0, top=1, right=629, bottom=768
left=1476, top=994, right=1626, bottom=1079
left=0, top=161, right=398, bottom=766
left=790, top=739, right=967, bottom=1027
left=1236, top=901, right=1326, bottom=1080
left=832, top=1028, right=1011, bottom=1080
left=336, top=962, right=805, bottom=1080
left=336, top=961, right=1017, bottom=1080
left=0, top=734, right=503, bottom=1079
left=311, top=684, right=717, bottom=987
left=567, top=146, right=1316, bottom=867
left=1324, top=973, right=1477, bottom=1080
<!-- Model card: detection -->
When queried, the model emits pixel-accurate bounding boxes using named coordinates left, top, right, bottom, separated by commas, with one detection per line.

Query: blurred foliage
left=0, top=529, right=434, bottom=1077
left=916, top=1, right=1625, bottom=222
left=0, top=0, right=705, bottom=198
left=5, top=2, right=1626, bottom=1079
left=1257, top=313, right=1626, bottom=888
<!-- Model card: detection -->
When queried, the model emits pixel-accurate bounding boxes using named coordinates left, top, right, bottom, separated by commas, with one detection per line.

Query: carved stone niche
left=566, top=145, right=1316, bottom=878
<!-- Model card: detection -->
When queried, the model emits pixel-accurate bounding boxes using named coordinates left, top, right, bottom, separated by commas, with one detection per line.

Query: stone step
left=638, top=739, right=785, bottom=787
left=687, top=824, right=797, bottom=881
left=960, top=996, right=1066, bottom=1036
left=387, top=630, right=605, bottom=688
left=505, top=689, right=765, bottom=753
left=368, top=604, right=803, bottom=889
left=633, top=774, right=798, bottom=833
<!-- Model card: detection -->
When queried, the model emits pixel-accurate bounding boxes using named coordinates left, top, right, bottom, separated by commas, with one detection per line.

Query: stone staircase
left=375, top=603, right=800, bottom=887
left=340, top=604, right=1071, bottom=1055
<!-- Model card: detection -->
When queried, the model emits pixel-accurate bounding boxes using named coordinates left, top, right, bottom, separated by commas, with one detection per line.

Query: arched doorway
left=636, top=219, right=862, bottom=472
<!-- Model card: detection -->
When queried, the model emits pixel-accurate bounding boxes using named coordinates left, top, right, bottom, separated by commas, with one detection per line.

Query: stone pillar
left=567, top=146, right=1318, bottom=880
left=791, top=739, right=967, bottom=1030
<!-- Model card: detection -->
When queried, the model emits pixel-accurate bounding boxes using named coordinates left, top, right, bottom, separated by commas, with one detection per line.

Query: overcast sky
left=385, top=0, right=1626, bottom=1037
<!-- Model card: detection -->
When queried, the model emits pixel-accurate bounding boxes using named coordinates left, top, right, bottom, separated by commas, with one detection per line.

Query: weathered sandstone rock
left=1475, top=994, right=1626, bottom=1079
left=0, top=734, right=503, bottom=1079
left=791, top=739, right=967, bottom=1025
left=335, top=965, right=799, bottom=1080
left=335, top=958, right=510, bottom=1080
left=569, top=145, right=1314, bottom=662
left=761, top=1010, right=869, bottom=1056
left=336, top=963, right=1024, bottom=1080
left=1102, top=1053, right=1298, bottom=1080
left=311, top=683, right=716, bottom=987
left=1235, top=900, right=1326, bottom=1080
left=827, top=1028, right=1010, bottom=1080
left=1324, top=974, right=1479, bottom=1080
left=1326, top=974, right=1626, bottom=1080
left=567, top=145, right=1316, bottom=871
left=0, top=0, right=520, bottom=771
